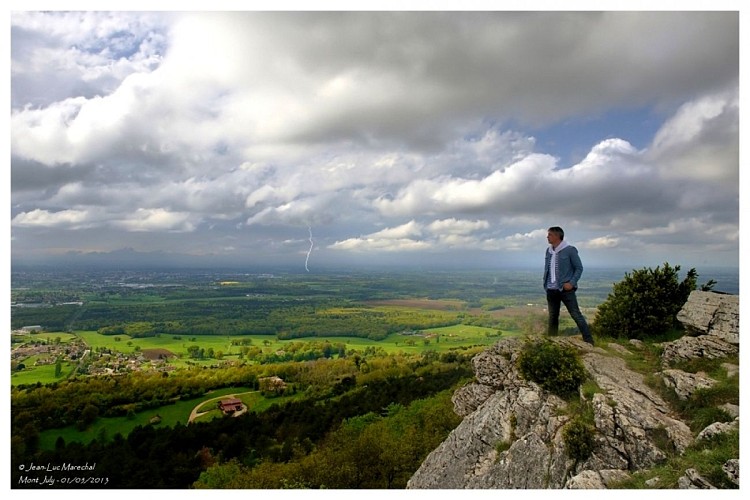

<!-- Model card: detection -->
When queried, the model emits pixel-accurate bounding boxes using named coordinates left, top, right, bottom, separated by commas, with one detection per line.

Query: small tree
left=592, top=262, right=709, bottom=339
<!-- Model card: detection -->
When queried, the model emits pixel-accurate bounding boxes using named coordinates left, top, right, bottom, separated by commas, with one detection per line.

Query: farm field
left=13, top=320, right=508, bottom=385
left=10, top=357, right=78, bottom=386
left=73, top=322, right=507, bottom=354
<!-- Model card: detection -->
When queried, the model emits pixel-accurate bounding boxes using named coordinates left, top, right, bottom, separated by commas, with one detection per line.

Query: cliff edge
left=407, top=290, right=739, bottom=489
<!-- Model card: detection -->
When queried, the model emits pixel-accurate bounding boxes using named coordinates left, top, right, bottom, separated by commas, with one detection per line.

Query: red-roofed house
left=217, top=398, right=243, bottom=414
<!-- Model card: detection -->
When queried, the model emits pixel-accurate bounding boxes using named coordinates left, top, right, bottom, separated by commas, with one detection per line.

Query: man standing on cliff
left=543, top=226, right=595, bottom=346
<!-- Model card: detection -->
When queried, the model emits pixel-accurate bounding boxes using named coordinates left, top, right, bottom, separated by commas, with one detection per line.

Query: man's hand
left=562, top=282, right=574, bottom=291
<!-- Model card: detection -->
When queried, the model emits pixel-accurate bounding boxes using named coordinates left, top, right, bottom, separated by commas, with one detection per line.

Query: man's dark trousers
left=546, top=288, right=594, bottom=343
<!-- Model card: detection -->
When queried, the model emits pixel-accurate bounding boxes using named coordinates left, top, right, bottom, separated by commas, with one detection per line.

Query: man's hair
left=548, top=226, right=564, bottom=240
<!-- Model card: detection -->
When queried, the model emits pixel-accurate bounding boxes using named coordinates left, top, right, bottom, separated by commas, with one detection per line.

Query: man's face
left=547, top=231, right=561, bottom=246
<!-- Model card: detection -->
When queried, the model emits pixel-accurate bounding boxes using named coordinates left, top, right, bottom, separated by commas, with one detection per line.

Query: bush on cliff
left=563, top=415, right=596, bottom=462
left=516, top=339, right=587, bottom=397
left=591, top=263, right=711, bottom=340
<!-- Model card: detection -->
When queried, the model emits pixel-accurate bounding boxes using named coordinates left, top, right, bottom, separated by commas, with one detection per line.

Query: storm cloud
left=10, top=10, right=739, bottom=270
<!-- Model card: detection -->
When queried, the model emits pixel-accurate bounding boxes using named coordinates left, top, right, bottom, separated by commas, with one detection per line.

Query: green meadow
left=12, top=322, right=512, bottom=387
left=36, top=385, right=264, bottom=449
left=10, top=357, right=78, bottom=386
left=74, top=323, right=507, bottom=359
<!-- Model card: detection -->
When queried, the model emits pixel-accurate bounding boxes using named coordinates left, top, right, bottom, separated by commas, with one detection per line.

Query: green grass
left=75, top=330, right=247, bottom=354
left=73, top=326, right=503, bottom=356
left=592, top=333, right=739, bottom=489
left=36, top=384, right=315, bottom=450
left=38, top=386, right=252, bottom=449
left=22, top=332, right=79, bottom=343
left=10, top=357, right=77, bottom=385
left=613, top=431, right=739, bottom=489
left=191, top=391, right=261, bottom=423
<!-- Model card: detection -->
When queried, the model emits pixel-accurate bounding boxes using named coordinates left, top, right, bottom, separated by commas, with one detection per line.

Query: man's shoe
left=584, top=338, right=595, bottom=346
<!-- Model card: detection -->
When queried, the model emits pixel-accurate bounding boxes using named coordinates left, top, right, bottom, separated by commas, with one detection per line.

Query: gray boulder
left=677, top=468, right=716, bottom=489
left=565, top=469, right=631, bottom=489
left=676, top=290, right=738, bottom=343
left=696, top=418, right=739, bottom=441
left=660, top=369, right=717, bottom=400
left=722, top=459, right=739, bottom=486
left=660, top=335, right=738, bottom=367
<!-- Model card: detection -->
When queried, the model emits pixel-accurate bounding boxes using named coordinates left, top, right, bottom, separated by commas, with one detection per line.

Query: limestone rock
left=565, top=469, right=631, bottom=489
left=722, top=459, right=739, bottom=486
left=451, top=382, right=496, bottom=418
left=644, top=477, right=661, bottom=487
left=407, top=378, right=571, bottom=488
left=676, top=290, right=739, bottom=343
left=408, top=289, right=741, bottom=490
left=407, top=337, right=694, bottom=489
left=696, top=418, right=739, bottom=441
left=660, top=369, right=717, bottom=400
left=718, top=403, right=739, bottom=419
left=585, top=356, right=694, bottom=465
left=677, top=468, right=716, bottom=489
left=660, top=335, right=738, bottom=367
left=471, top=338, right=525, bottom=389
left=565, top=470, right=605, bottom=489
left=607, top=342, right=632, bottom=356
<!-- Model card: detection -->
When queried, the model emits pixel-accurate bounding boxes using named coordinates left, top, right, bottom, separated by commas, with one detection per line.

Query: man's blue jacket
left=543, top=244, right=584, bottom=291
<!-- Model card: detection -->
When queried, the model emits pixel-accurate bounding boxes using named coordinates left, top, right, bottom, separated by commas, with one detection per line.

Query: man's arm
left=566, top=247, right=584, bottom=289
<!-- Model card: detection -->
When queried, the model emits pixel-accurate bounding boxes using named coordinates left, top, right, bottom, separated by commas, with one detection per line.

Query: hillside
left=407, top=291, right=739, bottom=489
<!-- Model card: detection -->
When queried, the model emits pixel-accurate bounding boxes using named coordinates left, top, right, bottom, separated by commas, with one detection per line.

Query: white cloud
left=330, top=236, right=431, bottom=253
left=584, top=236, right=620, bottom=249
left=329, top=218, right=498, bottom=254
left=369, top=220, right=423, bottom=239
left=114, top=208, right=197, bottom=232
left=12, top=208, right=95, bottom=229
left=427, top=218, right=489, bottom=235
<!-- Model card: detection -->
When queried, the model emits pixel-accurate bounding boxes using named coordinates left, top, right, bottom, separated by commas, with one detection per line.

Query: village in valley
left=11, top=327, right=180, bottom=378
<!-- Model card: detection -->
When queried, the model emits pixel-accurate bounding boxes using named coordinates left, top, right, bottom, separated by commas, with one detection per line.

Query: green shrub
left=516, top=339, right=587, bottom=397
left=563, top=416, right=596, bottom=462
left=592, top=263, right=709, bottom=340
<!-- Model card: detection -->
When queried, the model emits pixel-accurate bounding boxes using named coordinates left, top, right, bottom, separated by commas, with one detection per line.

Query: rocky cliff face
left=407, top=291, right=739, bottom=489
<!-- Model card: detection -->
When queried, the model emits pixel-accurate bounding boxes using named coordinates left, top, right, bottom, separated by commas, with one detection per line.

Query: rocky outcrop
left=723, top=459, right=740, bottom=486
left=660, top=335, right=738, bottom=367
left=678, top=468, right=717, bottom=489
left=565, top=469, right=631, bottom=489
left=407, top=291, right=739, bottom=490
left=676, top=290, right=739, bottom=343
left=661, top=290, right=739, bottom=369
left=696, top=418, right=739, bottom=441
left=660, top=369, right=717, bottom=400
left=407, top=337, right=694, bottom=489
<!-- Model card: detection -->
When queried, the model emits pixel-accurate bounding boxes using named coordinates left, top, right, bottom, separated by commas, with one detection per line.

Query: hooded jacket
left=543, top=243, right=584, bottom=291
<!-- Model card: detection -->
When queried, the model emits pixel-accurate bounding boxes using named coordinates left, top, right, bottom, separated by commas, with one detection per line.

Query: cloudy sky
left=9, top=7, right=740, bottom=271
